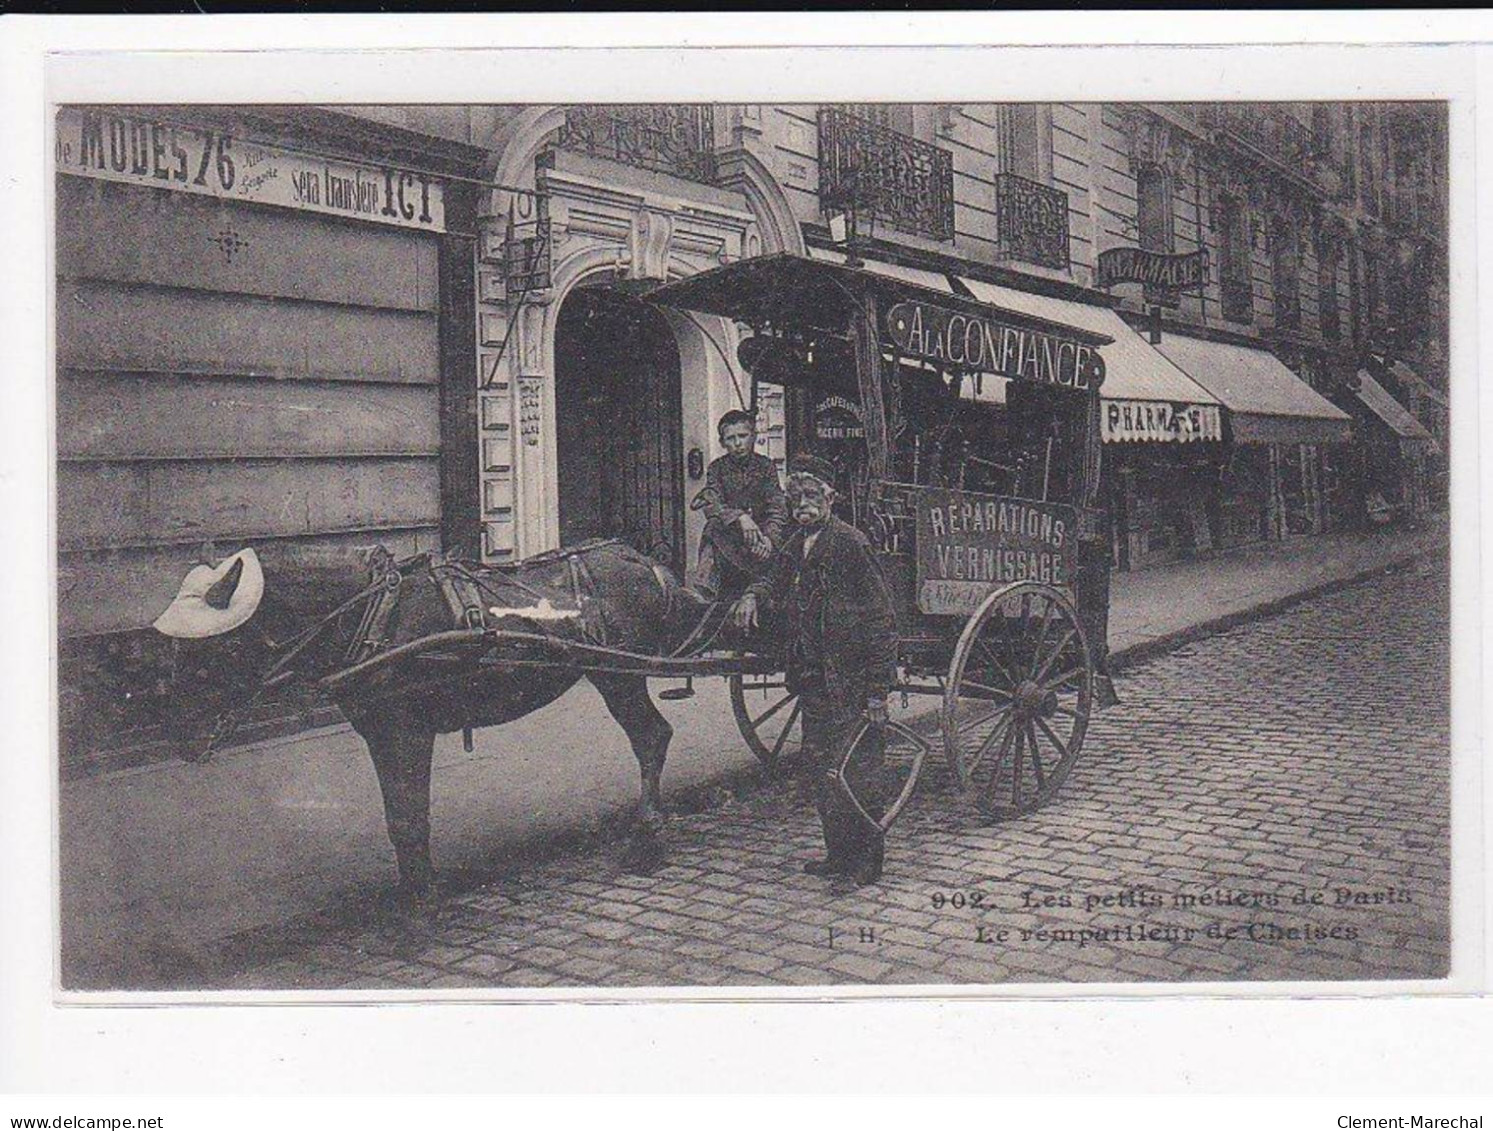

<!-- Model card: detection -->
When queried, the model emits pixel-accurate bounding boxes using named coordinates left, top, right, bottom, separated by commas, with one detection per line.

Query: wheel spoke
left=966, top=709, right=1014, bottom=777
left=1032, top=629, right=1077, bottom=685
left=963, top=704, right=1009, bottom=730
left=976, top=639, right=1019, bottom=686
left=768, top=701, right=803, bottom=762
left=958, top=678, right=1015, bottom=702
left=1035, top=715, right=1071, bottom=763
left=1051, top=702, right=1081, bottom=720
left=1010, top=727, right=1025, bottom=805
left=1026, top=720, right=1046, bottom=789
left=751, top=693, right=798, bottom=728
left=981, top=722, right=1017, bottom=795
left=1041, top=662, right=1086, bottom=693
left=1027, top=597, right=1057, bottom=678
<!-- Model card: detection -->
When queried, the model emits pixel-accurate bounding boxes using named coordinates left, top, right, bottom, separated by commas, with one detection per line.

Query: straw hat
left=152, top=548, right=265, bottom=639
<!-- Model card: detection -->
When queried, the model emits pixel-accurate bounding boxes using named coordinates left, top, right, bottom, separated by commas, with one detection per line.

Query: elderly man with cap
left=731, top=454, right=899, bottom=887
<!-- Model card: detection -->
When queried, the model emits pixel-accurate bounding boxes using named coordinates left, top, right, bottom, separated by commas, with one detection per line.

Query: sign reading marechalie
left=885, top=301, right=1106, bottom=391
left=1103, top=400, right=1224, bottom=444
left=55, top=107, right=445, bottom=233
left=1095, top=247, right=1207, bottom=292
left=915, top=488, right=1078, bottom=616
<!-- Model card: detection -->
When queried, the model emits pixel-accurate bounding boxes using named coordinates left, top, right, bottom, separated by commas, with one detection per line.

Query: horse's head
left=152, top=548, right=276, bottom=759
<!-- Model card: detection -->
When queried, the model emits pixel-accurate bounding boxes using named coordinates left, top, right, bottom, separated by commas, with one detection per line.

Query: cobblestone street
left=217, top=563, right=1451, bottom=991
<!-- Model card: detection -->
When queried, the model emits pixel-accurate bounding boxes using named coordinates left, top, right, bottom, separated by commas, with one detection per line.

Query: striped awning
left=956, top=277, right=1223, bottom=443
left=1152, top=334, right=1352, bottom=446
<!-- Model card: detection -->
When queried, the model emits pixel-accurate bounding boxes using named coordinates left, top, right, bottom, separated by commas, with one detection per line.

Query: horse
left=153, top=540, right=713, bottom=909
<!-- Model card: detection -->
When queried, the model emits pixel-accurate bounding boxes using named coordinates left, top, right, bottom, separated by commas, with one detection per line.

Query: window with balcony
left=1271, top=216, right=1302, bottom=332
left=987, top=104, right=1067, bottom=271
left=1216, top=194, right=1253, bottom=324
left=1317, top=238, right=1341, bottom=342
left=817, top=105, right=955, bottom=242
left=555, top=104, right=718, bottom=184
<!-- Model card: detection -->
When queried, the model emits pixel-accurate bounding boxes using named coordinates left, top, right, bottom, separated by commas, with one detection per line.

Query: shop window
left=1216, top=193, right=1253, bottom=324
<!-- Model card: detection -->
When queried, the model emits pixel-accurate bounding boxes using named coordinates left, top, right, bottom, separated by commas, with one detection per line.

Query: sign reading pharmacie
left=1095, top=247, right=1207, bottom=293
left=914, top=488, right=1077, bottom=616
left=884, top=300, right=1106, bottom=392
left=55, top=107, right=445, bottom=233
left=1103, top=399, right=1224, bottom=444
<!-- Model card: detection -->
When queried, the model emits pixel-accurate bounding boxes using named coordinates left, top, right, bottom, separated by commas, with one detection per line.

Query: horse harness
left=193, top=541, right=673, bottom=762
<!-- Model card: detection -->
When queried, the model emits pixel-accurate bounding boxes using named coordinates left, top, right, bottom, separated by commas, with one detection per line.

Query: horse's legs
left=590, top=674, right=672, bottom=869
left=357, top=710, right=439, bottom=900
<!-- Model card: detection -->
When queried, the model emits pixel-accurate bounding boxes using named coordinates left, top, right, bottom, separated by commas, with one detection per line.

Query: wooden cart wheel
left=941, top=581, right=1094, bottom=820
left=729, top=673, right=802, bottom=772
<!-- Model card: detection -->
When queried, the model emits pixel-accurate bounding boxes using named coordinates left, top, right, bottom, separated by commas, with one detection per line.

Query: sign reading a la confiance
left=55, top=107, right=445, bottom=233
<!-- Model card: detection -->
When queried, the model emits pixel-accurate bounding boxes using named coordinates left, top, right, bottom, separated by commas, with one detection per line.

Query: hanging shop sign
left=1095, top=247, right=1207, bottom=291
left=55, top=107, right=445, bottom=233
left=1102, top=400, right=1224, bottom=444
left=884, top=301, right=1106, bottom=391
left=915, top=488, right=1078, bottom=616
left=1095, top=247, right=1206, bottom=308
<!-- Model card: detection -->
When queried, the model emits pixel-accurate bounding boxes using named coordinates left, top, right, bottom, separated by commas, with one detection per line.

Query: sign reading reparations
left=915, top=488, right=1078, bottom=616
left=884, top=301, right=1106, bottom=391
left=55, top=107, right=446, bottom=233
left=1095, top=247, right=1207, bottom=292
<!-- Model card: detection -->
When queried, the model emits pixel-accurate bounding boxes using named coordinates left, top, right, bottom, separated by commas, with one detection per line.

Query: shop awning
left=1387, top=359, right=1448, bottom=410
left=808, top=246, right=956, bottom=294
left=957, top=277, right=1224, bottom=444
left=1355, top=370, right=1440, bottom=453
left=1152, top=334, right=1352, bottom=446
left=648, top=252, right=1112, bottom=347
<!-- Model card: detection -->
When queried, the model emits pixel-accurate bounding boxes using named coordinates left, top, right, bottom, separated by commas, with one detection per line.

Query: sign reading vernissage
left=1095, top=247, right=1207, bottom=292
left=55, top=107, right=446, bottom=233
left=1103, top=400, right=1224, bottom=444
left=915, top=488, right=1078, bottom=616
left=884, top=301, right=1106, bottom=391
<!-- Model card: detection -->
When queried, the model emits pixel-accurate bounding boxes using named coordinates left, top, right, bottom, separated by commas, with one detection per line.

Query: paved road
left=215, top=564, right=1450, bottom=989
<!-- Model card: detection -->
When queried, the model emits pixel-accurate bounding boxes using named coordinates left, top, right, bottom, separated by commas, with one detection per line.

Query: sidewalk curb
left=1104, top=544, right=1446, bottom=674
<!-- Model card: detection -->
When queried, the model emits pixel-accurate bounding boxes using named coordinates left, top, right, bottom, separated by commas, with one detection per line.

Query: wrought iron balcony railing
left=991, top=172, right=1070, bottom=271
left=556, top=105, right=718, bottom=184
left=1201, top=103, right=1352, bottom=200
left=817, top=107, right=955, bottom=243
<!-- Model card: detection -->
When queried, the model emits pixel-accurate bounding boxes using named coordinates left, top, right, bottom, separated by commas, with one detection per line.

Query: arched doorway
left=554, top=285, right=686, bottom=574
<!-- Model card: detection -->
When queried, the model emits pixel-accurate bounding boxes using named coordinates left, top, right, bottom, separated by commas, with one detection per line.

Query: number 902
left=930, top=891, right=984, bottom=910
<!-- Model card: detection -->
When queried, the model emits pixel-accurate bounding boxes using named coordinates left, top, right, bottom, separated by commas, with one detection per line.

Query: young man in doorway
left=731, top=454, right=900, bottom=887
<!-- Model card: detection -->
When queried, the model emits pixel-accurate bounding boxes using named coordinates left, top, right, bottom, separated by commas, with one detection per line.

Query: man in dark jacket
left=732, top=454, right=900, bottom=886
